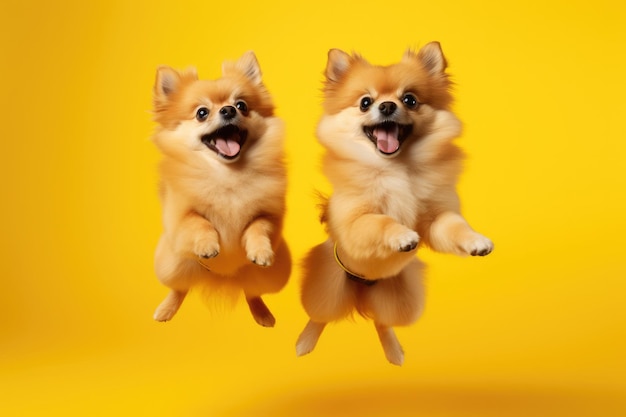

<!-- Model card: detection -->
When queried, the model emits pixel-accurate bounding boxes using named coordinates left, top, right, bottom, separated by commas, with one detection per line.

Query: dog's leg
left=375, top=323, right=404, bottom=366
left=427, top=211, right=493, bottom=256
left=246, top=296, right=276, bottom=328
left=242, top=217, right=276, bottom=267
left=340, top=213, right=419, bottom=259
left=172, top=212, right=220, bottom=259
left=238, top=240, right=290, bottom=327
left=296, top=320, right=327, bottom=357
left=153, top=289, right=187, bottom=322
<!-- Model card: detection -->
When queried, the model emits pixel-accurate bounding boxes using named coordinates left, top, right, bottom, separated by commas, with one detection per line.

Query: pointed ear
left=154, top=66, right=181, bottom=100
left=154, top=66, right=197, bottom=102
left=325, top=49, right=353, bottom=83
left=416, top=41, right=447, bottom=75
left=223, top=51, right=262, bottom=85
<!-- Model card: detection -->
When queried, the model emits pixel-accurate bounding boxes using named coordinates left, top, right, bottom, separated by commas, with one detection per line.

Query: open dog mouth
left=363, top=121, right=412, bottom=156
left=201, top=124, right=248, bottom=160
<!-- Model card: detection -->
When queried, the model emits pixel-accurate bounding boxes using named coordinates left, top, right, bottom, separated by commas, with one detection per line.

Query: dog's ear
left=223, top=51, right=262, bottom=85
left=155, top=66, right=180, bottom=99
left=413, top=42, right=447, bottom=75
left=325, top=49, right=353, bottom=83
left=154, top=66, right=197, bottom=100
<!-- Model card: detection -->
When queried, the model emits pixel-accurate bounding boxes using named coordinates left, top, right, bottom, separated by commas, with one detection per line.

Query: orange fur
left=297, top=42, right=493, bottom=365
left=150, top=52, right=291, bottom=327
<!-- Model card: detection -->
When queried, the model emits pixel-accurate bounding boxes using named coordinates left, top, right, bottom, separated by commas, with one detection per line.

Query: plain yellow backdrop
left=1, top=0, right=625, bottom=415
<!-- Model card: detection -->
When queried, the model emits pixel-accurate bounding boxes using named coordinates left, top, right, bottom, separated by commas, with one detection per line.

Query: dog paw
left=388, top=229, right=420, bottom=252
left=460, top=233, right=494, bottom=256
left=376, top=325, right=405, bottom=366
left=194, top=236, right=220, bottom=259
left=296, top=321, right=326, bottom=357
left=153, top=291, right=186, bottom=322
left=384, top=343, right=405, bottom=366
left=248, top=247, right=275, bottom=267
left=153, top=306, right=176, bottom=322
left=247, top=297, right=276, bottom=327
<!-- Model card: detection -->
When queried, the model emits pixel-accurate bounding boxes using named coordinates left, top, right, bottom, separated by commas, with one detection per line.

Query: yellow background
left=1, top=0, right=625, bottom=415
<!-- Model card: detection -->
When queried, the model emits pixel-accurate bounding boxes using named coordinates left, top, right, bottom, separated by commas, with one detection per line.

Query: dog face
left=318, top=42, right=453, bottom=159
left=152, top=52, right=274, bottom=164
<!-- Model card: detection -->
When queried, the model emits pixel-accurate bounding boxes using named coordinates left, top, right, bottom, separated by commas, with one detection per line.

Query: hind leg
left=296, top=320, right=327, bottom=357
left=375, top=323, right=404, bottom=365
left=245, top=296, right=275, bottom=327
left=363, top=258, right=426, bottom=364
left=237, top=239, right=291, bottom=327
left=153, top=236, right=198, bottom=322
left=297, top=240, right=357, bottom=356
left=154, top=290, right=187, bottom=322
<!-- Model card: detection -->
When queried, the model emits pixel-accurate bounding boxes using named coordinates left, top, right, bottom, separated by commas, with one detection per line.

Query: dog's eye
left=235, top=100, right=249, bottom=115
left=402, top=93, right=419, bottom=109
left=196, top=107, right=209, bottom=121
left=360, top=96, right=373, bottom=112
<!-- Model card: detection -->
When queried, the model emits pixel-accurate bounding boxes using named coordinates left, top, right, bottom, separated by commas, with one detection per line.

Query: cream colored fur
left=297, top=43, right=493, bottom=364
left=151, top=52, right=290, bottom=327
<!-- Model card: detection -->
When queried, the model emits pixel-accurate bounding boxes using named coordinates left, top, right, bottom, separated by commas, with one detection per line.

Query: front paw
left=388, top=228, right=420, bottom=252
left=460, top=233, right=493, bottom=256
left=248, top=247, right=275, bottom=267
left=194, top=235, right=220, bottom=259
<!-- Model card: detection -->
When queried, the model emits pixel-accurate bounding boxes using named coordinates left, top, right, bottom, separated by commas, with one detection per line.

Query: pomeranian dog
left=296, top=42, right=493, bottom=364
left=151, top=52, right=291, bottom=327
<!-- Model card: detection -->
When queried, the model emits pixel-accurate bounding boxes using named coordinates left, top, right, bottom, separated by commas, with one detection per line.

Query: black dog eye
left=360, top=96, right=373, bottom=112
left=196, top=107, right=209, bottom=121
left=236, top=100, right=249, bottom=115
left=402, top=93, right=419, bottom=109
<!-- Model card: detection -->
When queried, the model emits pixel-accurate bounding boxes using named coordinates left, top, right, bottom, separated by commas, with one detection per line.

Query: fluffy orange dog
left=296, top=42, right=493, bottom=364
left=151, top=52, right=290, bottom=327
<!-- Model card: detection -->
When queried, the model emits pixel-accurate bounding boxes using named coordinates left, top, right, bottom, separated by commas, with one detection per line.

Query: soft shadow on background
left=221, top=382, right=626, bottom=417
left=218, top=382, right=626, bottom=417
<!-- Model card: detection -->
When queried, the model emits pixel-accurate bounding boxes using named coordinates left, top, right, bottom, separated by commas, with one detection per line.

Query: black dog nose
left=379, top=101, right=397, bottom=116
left=220, top=106, right=237, bottom=120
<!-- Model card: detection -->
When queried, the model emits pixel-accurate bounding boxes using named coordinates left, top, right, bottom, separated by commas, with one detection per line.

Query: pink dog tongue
left=214, top=138, right=241, bottom=157
left=375, top=125, right=400, bottom=154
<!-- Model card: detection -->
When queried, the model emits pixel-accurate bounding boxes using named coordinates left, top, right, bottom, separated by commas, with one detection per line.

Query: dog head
left=318, top=42, right=453, bottom=160
left=152, top=52, right=274, bottom=164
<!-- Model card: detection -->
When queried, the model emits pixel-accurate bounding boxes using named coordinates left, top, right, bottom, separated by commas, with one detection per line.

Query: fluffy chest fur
left=159, top=154, right=286, bottom=246
left=323, top=109, right=464, bottom=232
left=326, top=159, right=419, bottom=228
